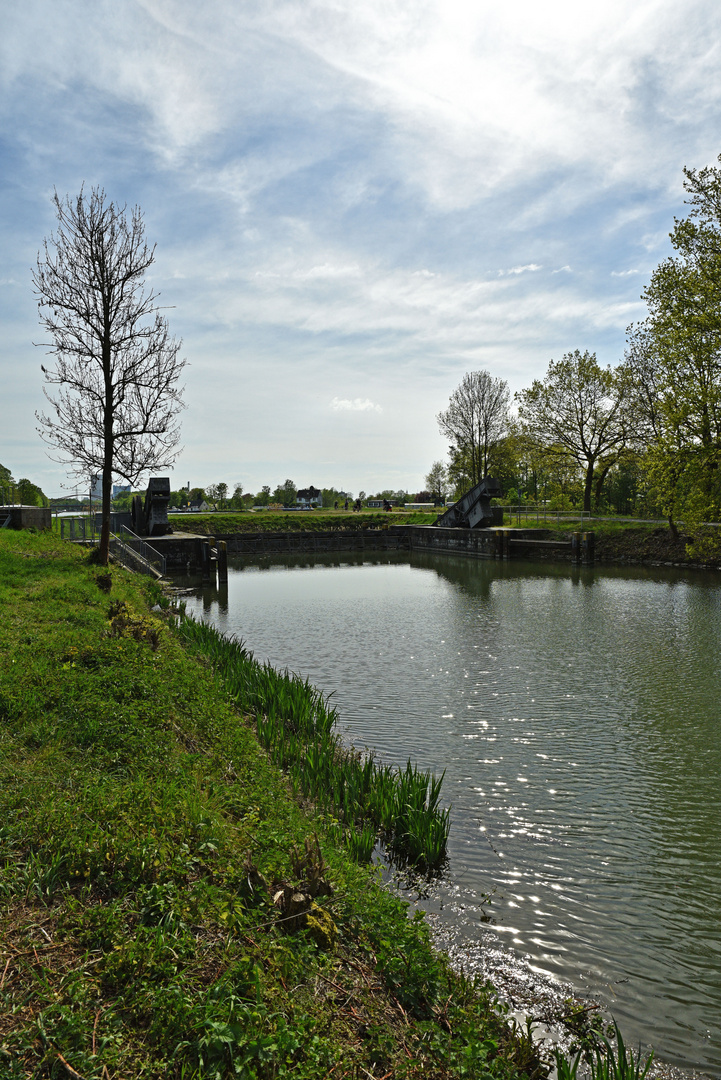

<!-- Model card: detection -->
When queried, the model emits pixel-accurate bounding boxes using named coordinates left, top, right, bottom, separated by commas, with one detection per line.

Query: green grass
left=171, top=510, right=437, bottom=535
left=0, top=528, right=551, bottom=1079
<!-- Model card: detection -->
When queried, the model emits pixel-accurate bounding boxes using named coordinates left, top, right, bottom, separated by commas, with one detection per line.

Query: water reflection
left=181, top=553, right=721, bottom=1075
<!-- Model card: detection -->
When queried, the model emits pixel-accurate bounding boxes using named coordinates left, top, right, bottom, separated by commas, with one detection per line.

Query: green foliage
left=172, top=509, right=437, bottom=535
left=177, top=617, right=451, bottom=874
left=555, top=1021, right=653, bottom=1080
left=0, top=463, right=48, bottom=506
left=516, top=351, right=629, bottom=513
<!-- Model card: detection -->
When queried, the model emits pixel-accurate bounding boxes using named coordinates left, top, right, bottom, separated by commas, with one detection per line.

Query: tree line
left=429, top=156, right=721, bottom=546
left=0, top=463, right=48, bottom=508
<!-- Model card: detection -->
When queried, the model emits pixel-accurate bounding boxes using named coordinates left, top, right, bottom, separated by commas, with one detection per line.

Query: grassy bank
left=499, top=518, right=718, bottom=566
left=170, top=510, right=437, bottom=535
left=0, top=529, right=548, bottom=1079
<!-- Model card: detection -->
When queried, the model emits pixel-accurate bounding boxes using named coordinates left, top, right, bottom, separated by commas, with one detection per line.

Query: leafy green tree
left=516, top=350, right=629, bottom=512
left=16, top=478, right=48, bottom=507
left=425, top=461, right=448, bottom=502
left=273, top=479, right=297, bottom=507
left=0, top=462, right=14, bottom=504
left=628, top=165, right=721, bottom=541
left=230, top=483, right=244, bottom=509
left=255, top=485, right=271, bottom=507
left=216, top=482, right=229, bottom=509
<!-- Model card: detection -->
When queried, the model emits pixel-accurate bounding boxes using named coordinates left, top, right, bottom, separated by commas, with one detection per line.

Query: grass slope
left=170, top=511, right=437, bottom=535
left=0, top=530, right=544, bottom=1079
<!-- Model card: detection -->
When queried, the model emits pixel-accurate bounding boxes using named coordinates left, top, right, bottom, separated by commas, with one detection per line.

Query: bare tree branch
left=34, top=186, right=186, bottom=564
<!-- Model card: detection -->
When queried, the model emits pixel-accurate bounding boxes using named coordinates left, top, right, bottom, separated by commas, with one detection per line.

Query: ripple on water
left=184, top=553, right=721, bottom=1075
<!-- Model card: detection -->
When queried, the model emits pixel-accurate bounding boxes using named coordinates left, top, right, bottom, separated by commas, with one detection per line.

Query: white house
left=296, top=486, right=322, bottom=508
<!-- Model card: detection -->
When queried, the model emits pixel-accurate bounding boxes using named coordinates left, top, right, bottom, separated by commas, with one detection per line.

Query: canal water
left=182, top=551, right=721, bottom=1074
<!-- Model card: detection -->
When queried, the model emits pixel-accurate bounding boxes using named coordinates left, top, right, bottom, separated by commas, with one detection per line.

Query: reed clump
left=177, top=617, right=450, bottom=873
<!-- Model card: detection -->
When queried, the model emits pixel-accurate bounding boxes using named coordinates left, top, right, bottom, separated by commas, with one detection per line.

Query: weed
left=177, top=615, right=451, bottom=873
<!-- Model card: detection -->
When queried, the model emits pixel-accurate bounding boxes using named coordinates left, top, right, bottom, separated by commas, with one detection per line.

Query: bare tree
left=437, top=371, right=510, bottom=486
left=34, top=187, right=186, bottom=564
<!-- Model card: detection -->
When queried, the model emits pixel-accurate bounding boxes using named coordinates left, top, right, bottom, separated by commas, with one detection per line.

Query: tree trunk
left=583, top=462, right=594, bottom=513
left=99, top=467, right=112, bottom=566
left=593, top=464, right=612, bottom=510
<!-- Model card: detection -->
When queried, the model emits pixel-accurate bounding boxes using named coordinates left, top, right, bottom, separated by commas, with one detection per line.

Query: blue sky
left=2, top=0, right=721, bottom=498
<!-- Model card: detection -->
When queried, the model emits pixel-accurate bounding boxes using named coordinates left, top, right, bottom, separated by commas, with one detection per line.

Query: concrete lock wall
left=1, top=506, right=52, bottom=531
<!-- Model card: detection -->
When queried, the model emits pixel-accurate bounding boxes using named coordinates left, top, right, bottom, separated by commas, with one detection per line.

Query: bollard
left=582, top=531, right=595, bottom=565
left=494, top=529, right=504, bottom=559
left=201, top=541, right=212, bottom=584
left=571, top=531, right=581, bottom=563
left=217, top=540, right=228, bottom=585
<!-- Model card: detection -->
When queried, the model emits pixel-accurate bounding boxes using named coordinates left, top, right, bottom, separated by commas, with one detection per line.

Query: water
left=183, top=551, right=721, bottom=1074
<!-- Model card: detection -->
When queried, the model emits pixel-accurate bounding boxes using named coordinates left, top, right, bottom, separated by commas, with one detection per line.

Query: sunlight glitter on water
left=184, top=551, right=721, bottom=1076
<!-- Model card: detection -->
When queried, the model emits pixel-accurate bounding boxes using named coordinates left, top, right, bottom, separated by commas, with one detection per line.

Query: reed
left=177, top=616, right=450, bottom=872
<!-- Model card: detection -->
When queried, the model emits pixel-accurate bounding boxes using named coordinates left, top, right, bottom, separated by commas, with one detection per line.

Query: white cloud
left=330, top=397, right=383, bottom=413
left=498, top=264, right=543, bottom=277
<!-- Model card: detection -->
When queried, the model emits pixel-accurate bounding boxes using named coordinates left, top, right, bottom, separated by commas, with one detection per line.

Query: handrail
left=118, top=525, right=167, bottom=576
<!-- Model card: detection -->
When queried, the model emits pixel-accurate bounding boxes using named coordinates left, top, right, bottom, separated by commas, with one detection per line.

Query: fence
left=58, top=516, right=166, bottom=577
left=59, top=516, right=97, bottom=541
left=501, top=505, right=593, bottom=526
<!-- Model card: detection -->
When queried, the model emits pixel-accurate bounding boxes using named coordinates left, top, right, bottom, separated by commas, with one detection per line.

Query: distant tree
left=0, top=462, right=14, bottom=504
left=437, top=371, right=510, bottom=487
left=189, top=486, right=205, bottom=507
left=114, top=489, right=135, bottom=512
left=425, top=460, right=448, bottom=502
left=516, top=350, right=629, bottom=513
left=230, top=482, right=244, bottom=509
left=16, top=478, right=48, bottom=507
left=273, top=479, right=297, bottom=507
left=255, top=485, right=271, bottom=507
left=216, top=482, right=229, bottom=509
left=33, top=186, right=186, bottom=564
left=322, top=487, right=340, bottom=508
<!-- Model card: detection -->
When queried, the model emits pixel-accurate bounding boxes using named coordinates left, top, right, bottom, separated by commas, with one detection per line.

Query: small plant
left=561, top=997, right=615, bottom=1059
left=107, top=599, right=162, bottom=650
left=555, top=1021, right=654, bottom=1080
left=95, top=571, right=112, bottom=593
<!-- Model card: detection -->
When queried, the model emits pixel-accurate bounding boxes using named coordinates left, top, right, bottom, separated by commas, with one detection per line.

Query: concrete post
left=572, top=531, right=581, bottom=563
left=217, top=540, right=228, bottom=585
left=201, top=541, right=212, bottom=584
left=582, top=531, right=595, bottom=565
left=494, top=529, right=504, bottom=559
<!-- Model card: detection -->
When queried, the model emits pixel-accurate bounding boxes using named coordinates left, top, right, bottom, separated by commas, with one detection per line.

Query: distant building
left=296, top=485, right=322, bottom=508
left=113, top=484, right=131, bottom=497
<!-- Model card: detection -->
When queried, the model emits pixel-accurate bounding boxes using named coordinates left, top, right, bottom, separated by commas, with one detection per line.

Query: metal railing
left=117, top=525, right=166, bottom=576
left=59, top=515, right=97, bottom=541
left=502, top=505, right=593, bottom=526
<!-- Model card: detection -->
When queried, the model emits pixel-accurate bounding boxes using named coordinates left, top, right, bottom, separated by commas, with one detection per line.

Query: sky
left=2, top=0, right=721, bottom=499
